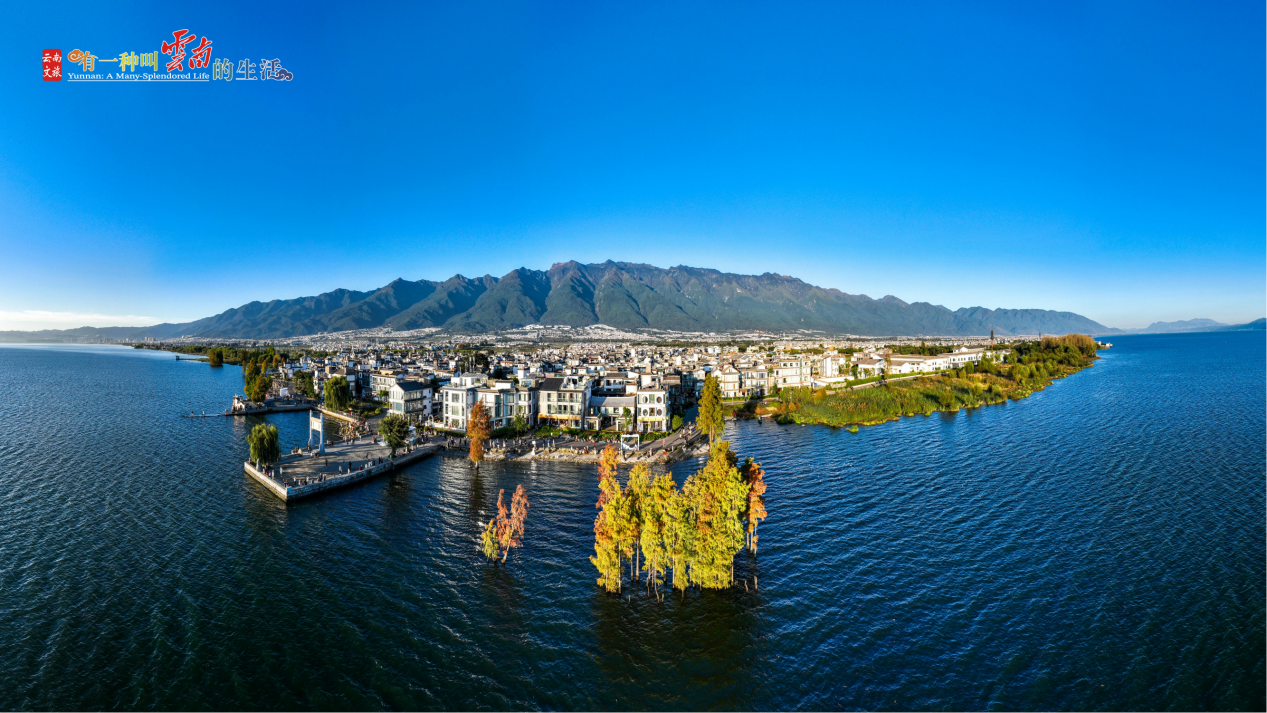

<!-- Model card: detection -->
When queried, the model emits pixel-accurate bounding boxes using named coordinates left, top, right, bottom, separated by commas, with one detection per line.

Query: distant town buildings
left=173, top=331, right=1009, bottom=435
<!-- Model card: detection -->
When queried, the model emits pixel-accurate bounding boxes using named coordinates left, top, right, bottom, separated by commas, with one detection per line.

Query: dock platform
left=244, top=439, right=440, bottom=502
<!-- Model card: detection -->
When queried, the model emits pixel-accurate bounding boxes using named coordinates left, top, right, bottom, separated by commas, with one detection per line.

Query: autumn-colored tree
left=480, top=484, right=529, bottom=564
left=687, top=441, right=749, bottom=588
left=742, top=457, right=768, bottom=555
left=597, top=444, right=620, bottom=495
left=467, top=401, right=491, bottom=464
left=481, top=518, right=499, bottom=560
left=697, top=373, right=725, bottom=442
left=639, top=472, right=675, bottom=592
left=663, top=476, right=697, bottom=591
left=500, top=484, right=529, bottom=563
left=208, top=348, right=224, bottom=367
left=622, top=464, right=650, bottom=583
left=591, top=463, right=625, bottom=592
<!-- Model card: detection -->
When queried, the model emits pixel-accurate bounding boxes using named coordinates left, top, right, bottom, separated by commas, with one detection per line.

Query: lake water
left=0, top=332, right=1262, bottom=710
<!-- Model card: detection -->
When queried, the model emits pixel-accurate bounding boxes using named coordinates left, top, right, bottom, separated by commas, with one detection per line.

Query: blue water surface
left=0, top=331, right=1262, bottom=710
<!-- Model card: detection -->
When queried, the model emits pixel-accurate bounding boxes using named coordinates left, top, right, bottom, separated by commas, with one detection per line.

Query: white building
left=635, top=389, right=670, bottom=433
left=388, top=380, right=431, bottom=418
left=439, top=373, right=486, bottom=431
left=775, top=357, right=813, bottom=388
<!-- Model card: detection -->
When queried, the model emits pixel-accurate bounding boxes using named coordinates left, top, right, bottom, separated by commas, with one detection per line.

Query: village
left=209, top=334, right=1015, bottom=439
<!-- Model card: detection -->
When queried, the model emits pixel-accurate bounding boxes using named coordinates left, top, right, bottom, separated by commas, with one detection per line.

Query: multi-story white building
left=775, top=357, right=812, bottom=388
left=475, top=382, right=520, bottom=431
left=718, top=364, right=743, bottom=399
left=371, top=369, right=406, bottom=399
left=537, top=376, right=592, bottom=429
left=439, top=373, right=486, bottom=431
left=585, top=395, right=636, bottom=431
left=740, top=364, right=771, bottom=397
left=635, top=389, right=670, bottom=433
left=388, top=380, right=431, bottom=418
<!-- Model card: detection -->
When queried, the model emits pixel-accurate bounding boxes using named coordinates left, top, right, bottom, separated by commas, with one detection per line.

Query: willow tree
left=247, top=423, right=280, bottom=466
left=378, top=413, right=409, bottom=457
left=324, top=376, right=351, bottom=411
left=697, top=373, right=725, bottom=442
left=467, top=401, right=491, bottom=464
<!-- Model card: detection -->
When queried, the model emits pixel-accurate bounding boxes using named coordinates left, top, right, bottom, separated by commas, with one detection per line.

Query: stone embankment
left=244, top=441, right=439, bottom=502
left=471, top=441, right=708, bottom=465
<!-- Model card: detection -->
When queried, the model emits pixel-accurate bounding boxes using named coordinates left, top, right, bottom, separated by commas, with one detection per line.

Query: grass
left=741, top=350, right=1095, bottom=429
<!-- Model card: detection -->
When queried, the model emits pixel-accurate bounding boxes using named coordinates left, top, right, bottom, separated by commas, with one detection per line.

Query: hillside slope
left=0, top=261, right=1128, bottom=340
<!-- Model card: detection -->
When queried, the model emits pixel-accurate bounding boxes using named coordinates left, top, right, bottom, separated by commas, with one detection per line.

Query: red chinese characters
left=42, top=49, right=61, bottom=81
left=189, top=36, right=213, bottom=69
left=161, top=29, right=197, bottom=72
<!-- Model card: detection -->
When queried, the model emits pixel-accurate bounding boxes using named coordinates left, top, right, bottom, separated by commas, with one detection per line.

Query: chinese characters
left=160, top=29, right=199, bottom=72
left=42, top=49, right=61, bottom=81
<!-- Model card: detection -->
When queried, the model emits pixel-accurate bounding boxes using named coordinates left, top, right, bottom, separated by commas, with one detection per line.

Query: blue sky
left=1, top=1, right=1262, bottom=331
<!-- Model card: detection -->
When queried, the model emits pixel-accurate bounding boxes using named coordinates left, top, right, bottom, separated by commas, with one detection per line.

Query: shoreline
left=725, top=352, right=1099, bottom=430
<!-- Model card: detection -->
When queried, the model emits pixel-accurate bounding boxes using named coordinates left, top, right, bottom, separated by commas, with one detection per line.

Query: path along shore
left=245, top=437, right=439, bottom=502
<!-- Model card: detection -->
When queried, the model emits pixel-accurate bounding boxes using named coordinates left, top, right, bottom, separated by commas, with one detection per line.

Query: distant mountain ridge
left=0, top=261, right=1148, bottom=341
left=1135, top=318, right=1228, bottom=333
left=1113, top=317, right=1266, bottom=335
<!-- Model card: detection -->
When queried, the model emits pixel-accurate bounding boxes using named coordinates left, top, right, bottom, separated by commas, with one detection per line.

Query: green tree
left=247, top=375, right=272, bottom=402
left=512, top=413, right=527, bottom=437
left=293, top=370, right=315, bottom=398
left=324, top=376, right=351, bottom=411
left=671, top=414, right=684, bottom=431
left=208, top=348, right=224, bottom=367
left=663, top=477, right=697, bottom=591
left=247, top=423, right=280, bottom=466
left=697, top=373, right=725, bottom=442
left=378, top=413, right=409, bottom=457
left=621, top=407, right=633, bottom=432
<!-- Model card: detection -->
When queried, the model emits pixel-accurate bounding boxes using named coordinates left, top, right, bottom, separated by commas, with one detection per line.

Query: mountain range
left=1, top=261, right=1261, bottom=342
left=1129, top=318, right=1267, bottom=334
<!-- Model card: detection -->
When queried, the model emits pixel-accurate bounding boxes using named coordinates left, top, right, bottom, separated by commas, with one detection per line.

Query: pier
left=244, top=439, right=440, bottom=502
left=223, top=395, right=319, bottom=417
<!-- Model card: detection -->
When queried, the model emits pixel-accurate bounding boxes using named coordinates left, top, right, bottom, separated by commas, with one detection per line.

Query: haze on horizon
left=1, top=1, right=1263, bottom=332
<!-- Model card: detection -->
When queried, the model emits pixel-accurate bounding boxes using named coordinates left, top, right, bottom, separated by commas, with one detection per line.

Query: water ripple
left=0, top=334, right=1262, bottom=710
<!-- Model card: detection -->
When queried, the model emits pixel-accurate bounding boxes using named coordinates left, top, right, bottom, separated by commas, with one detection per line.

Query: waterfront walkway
left=245, top=436, right=439, bottom=502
